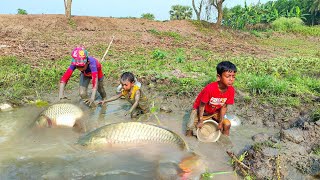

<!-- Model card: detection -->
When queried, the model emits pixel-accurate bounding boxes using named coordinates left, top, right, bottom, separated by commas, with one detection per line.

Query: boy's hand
left=97, top=100, right=106, bottom=105
left=197, top=121, right=204, bottom=129
left=83, top=98, right=95, bottom=107
left=218, top=122, right=223, bottom=130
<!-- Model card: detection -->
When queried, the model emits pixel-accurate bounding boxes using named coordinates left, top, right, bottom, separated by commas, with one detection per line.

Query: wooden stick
left=276, top=155, right=281, bottom=180
left=226, top=150, right=251, bottom=171
left=100, top=34, right=115, bottom=63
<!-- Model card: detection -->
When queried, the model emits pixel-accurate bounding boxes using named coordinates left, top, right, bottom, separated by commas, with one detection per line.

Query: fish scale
left=78, top=122, right=189, bottom=150
left=35, top=103, right=83, bottom=127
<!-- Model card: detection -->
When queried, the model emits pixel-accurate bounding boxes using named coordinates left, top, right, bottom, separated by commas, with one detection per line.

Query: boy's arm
left=99, top=93, right=122, bottom=104
left=218, top=104, right=228, bottom=129
left=126, top=90, right=141, bottom=116
left=197, top=102, right=206, bottom=128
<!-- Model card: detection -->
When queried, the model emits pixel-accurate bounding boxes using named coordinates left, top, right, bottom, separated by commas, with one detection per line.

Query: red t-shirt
left=193, top=82, right=235, bottom=114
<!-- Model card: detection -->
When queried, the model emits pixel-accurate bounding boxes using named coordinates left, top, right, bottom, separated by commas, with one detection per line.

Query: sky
left=0, top=0, right=270, bottom=21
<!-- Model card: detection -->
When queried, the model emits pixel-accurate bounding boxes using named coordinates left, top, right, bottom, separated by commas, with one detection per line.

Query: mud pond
left=0, top=97, right=278, bottom=180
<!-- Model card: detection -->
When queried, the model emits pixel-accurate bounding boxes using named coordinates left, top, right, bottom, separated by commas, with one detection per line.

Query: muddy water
left=0, top=97, right=278, bottom=180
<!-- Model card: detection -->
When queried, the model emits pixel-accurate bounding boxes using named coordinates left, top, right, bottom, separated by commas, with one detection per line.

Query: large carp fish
left=78, top=122, right=189, bottom=150
left=34, top=103, right=84, bottom=128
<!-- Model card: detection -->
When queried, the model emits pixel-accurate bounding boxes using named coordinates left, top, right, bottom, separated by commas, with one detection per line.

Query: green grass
left=0, top=56, right=77, bottom=102
left=98, top=47, right=320, bottom=107
left=147, top=29, right=184, bottom=42
left=313, top=147, right=320, bottom=156
left=259, top=37, right=320, bottom=57
left=1, top=40, right=319, bottom=108
left=311, top=107, right=320, bottom=122
left=253, top=140, right=282, bottom=151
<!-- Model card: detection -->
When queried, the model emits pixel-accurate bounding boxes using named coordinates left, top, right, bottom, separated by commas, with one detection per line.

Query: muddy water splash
left=0, top=95, right=278, bottom=179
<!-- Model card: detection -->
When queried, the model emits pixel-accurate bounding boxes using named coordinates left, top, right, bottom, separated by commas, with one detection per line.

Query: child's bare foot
left=185, top=130, right=193, bottom=137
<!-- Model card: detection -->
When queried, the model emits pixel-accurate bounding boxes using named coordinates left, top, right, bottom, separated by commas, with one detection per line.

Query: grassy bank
left=1, top=18, right=319, bottom=109
left=1, top=46, right=319, bottom=108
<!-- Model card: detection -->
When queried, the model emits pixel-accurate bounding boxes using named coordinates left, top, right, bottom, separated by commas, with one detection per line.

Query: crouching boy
left=186, top=61, right=237, bottom=136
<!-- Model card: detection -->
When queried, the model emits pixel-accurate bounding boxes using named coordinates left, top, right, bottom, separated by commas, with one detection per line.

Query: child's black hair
left=216, top=61, right=237, bottom=76
left=120, top=72, right=135, bottom=83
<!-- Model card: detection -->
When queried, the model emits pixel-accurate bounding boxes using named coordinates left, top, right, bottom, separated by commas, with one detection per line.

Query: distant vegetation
left=222, top=0, right=320, bottom=30
left=141, top=13, right=155, bottom=20
left=17, top=8, right=27, bottom=15
left=169, top=5, right=193, bottom=20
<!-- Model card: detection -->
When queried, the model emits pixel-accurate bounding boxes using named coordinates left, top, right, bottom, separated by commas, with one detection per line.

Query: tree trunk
left=192, top=0, right=203, bottom=21
left=64, top=0, right=72, bottom=19
left=212, top=0, right=225, bottom=27
left=216, top=1, right=223, bottom=26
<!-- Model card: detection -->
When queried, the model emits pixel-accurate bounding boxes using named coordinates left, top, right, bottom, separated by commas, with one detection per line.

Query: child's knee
left=190, top=109, right=198, bottom=125
left=79, top=87, right=88, bottom=99
left=186, top=109, right=198, bottom=130
left=79, top=92, right=88, bottom=99
left=223, top=119, right=231, bottom=128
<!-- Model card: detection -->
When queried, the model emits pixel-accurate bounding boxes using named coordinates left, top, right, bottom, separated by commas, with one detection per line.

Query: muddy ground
left=0, top=14, right=319, bottom=179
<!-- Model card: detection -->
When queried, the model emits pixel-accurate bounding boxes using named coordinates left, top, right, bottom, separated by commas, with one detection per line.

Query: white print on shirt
left=209, top=97, right=227, bottom=107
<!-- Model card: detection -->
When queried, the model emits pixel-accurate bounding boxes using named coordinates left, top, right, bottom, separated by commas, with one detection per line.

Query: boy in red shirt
left=186, top=61, right=237, bottom=136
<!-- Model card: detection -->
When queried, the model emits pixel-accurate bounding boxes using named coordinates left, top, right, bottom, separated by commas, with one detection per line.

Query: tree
left=169, top=5, right=193, bottom=20
left=210, top=0, right=226, bottom=26
left=64, top=0, right=72, bottom=19
left=17, top=9, right=28, bottom=15
left=192, top=0, right=205, bottom=20
left=141, top=13, right=155, bottom=20
left=310, top=0, right=320, bottom=25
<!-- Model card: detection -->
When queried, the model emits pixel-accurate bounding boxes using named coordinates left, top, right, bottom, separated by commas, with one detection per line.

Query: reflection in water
left=0, top=98, right=278, bottom=180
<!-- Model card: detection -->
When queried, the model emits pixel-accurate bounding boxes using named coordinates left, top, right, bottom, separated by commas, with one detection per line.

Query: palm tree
left=169, top=5, right=193, bottom=20
left=310, top=0, right=320, bottom=25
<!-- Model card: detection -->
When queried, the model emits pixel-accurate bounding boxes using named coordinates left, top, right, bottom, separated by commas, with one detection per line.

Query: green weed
left=141, top=13, right=155, bottom=20
left=310, top=107, right=320, bottom=122
left=147, top=29, right=183, bottom=41
left=68, top=19, right=77, bottom=29
left=201, top=171, right=234, bottom=180
left=313, top=146, right=320, bottom=156
left=175, top=48, right=186, bottom=63
left=253, top=140, right=281, bottom=151
left=152, top=49, right=166, bottom=60
left=17, top=8, right=28, bottom=15
left=191, top=20, right=213, bottom=33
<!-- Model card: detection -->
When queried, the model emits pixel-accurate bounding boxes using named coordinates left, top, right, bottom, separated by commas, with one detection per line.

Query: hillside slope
left=0, top=14, right=272, bottom=63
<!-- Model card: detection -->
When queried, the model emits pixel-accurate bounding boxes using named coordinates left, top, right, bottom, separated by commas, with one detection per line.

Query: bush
left=141, top=13, right=155, bottom=20
left=271, top=17, right=304, bottom=31
left=291, top=25, right=320, bottom=36
left=272, top=17, right=320, bottom=36
left=152, top=49, right=166, bottom=60
left=17, top=8, right=28, bottom=15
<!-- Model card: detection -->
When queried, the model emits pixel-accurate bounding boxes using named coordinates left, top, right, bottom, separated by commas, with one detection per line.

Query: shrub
left=141, top=13, right=155, bottom=20
left=17, top=8, right=28, bottom=15
left=271, top=17, right=304, bottom=31
left=152, top=49, right=166, bottom=60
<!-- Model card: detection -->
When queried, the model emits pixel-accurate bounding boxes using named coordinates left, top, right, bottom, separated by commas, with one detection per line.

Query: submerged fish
left=34, top=103, right=84, bottom=128
left=78, top=122, right=189, bottom=150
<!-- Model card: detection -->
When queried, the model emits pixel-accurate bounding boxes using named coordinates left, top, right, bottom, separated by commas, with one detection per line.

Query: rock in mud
left=160, top=106, right=172, bottom=113
left=252, top=133, right=270, bottom=143
left=280, top=128, right=305, bottom=144
left=262, top=147, right=279, bottom=158
left=0, top=103, right=13, bottom=112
